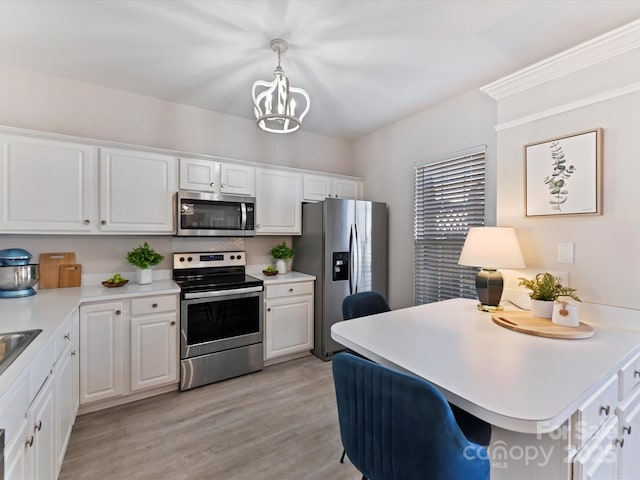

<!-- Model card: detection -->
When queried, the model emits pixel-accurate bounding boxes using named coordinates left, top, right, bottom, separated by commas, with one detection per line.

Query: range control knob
left=179, top=257, right=185, bottom=262
left=230, top=255, right=235, bottom=260
left=237, top=255, right=242, bottom=260
left=187, top=256, right=193, bottom=262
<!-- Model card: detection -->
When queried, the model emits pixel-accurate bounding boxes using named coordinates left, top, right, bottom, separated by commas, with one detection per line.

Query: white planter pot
left=137, top=268, right=152, bottom=285
left=275, top=259, right=288, bottom=274
left=530, top=299, right=553, bottom=318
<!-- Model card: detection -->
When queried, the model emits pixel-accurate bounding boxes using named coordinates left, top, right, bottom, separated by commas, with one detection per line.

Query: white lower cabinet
left=79, top=294, right=179, bottom=409
left=2, top=308, right=79, bottom=480
left=617, top=385, right=640, bottom=478
left=264, top=281, right=314, bottom=362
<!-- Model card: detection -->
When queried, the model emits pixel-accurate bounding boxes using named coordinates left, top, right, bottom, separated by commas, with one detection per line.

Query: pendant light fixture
left=252, top=38, right=310, bottom=134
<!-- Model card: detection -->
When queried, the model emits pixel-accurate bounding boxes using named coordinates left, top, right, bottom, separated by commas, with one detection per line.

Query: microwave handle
left=241, top=203, right=247, bottom=230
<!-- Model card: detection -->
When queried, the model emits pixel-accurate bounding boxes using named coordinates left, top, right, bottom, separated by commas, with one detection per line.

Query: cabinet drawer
left=266, top=282, right=313, bottom=299
left=131, top=295, right=177, bottom=316
left=55, top=310, right=76, bottom=360
left=30, top=339, right=55, bottom=397
left=619, top=351, right=640, bottom=403
left=574, top=375, right=618, bottom=447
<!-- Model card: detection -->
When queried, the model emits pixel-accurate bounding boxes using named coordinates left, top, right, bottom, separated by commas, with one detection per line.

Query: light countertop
left=248, top=270, right=316, bottom=285
left=0, top=279, right=179, bottom=397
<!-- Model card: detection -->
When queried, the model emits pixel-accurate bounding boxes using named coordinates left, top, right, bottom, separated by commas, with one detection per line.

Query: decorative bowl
left=101, top=280, right=129, bottom=288
left=262, top=269, right=278, bottom=276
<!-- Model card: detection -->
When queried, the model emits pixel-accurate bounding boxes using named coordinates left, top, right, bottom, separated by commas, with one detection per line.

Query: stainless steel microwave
left=176, top=190, right=256, bottom=237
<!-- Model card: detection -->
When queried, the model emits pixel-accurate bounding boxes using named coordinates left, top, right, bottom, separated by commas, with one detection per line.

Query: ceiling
left=0, top=1, right=639, bottom=139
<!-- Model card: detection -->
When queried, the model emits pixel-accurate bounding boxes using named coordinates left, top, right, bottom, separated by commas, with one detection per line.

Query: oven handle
left=183, top=286, right=263, bottom=300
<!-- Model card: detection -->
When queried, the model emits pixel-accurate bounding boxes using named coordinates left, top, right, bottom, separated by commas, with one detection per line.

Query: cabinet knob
left=222, top=183, right=226, bottom=188
left=634, top=369, right=640, bottom=378
left=101, top=220, right=107, bottom=225
left=84, top=219, right=90, bottom=225
left=599, top=405, right=611, bottom=416
left=35, top=421, right=42, bottom=432
left=71, top=350, right=76, bottom=357
left=623, top=425, right=632, bottom=435
left=26, top=435, right=34, bottom=448
left=64, top=333, right=70, bottom=340
left=209, top=182, right=215, bottom=187
left=615, top=438, right=625, bottom=448
left=152, top=303, right=158, bottom=308
left=289, top=288, right=294, bottom=292
left=115, top=309, right=121, bottom=315
left=267, top=308, right=271, bottom=312
left=170, top=321, right=176, bottom=326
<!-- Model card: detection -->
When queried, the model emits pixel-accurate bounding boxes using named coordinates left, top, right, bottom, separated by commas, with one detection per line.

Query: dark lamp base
left=475, top=268, right=504, bottom=312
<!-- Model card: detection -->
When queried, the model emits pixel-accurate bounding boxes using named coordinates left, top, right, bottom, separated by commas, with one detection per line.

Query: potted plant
left=268, top=242, right=294, bottom=274
left=518, top=272, right=581, bottom=318
left=126, top=242, right=164, bottom=285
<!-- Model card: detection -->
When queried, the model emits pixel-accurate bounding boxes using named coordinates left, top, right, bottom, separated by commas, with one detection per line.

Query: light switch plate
left=558, top=243, right=574, bottom=264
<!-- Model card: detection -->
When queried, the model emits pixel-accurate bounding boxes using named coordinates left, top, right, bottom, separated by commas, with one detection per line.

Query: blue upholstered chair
left=332, top=352, right=490, bottom=480
left=340, top=292, right=491, bottom=449
left=342, top=291, right=391, bottom=320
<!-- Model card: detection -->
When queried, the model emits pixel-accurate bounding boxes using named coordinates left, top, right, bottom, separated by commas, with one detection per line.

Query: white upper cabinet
left=303, top=173, right=362, bottom=201
left=255, top=168, right=302, bottom=235
left=99, top=147, right=177, bottom=233
left=0, top=133, right=94, bottom=232
left=179, top=157, right=255, bottom=196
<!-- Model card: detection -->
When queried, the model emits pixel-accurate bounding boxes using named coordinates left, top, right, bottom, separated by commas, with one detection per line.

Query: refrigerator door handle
left=353, top=223, right=360, bottom=292
left=349, top=224, right=355, bottom=294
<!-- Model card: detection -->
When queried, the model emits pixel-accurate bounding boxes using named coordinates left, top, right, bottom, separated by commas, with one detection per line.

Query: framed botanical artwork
left=524, top=128, right=602, bottom=217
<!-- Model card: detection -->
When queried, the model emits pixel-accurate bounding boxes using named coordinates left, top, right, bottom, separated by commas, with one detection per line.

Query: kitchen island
left=332, top=298, right=640, bottom=479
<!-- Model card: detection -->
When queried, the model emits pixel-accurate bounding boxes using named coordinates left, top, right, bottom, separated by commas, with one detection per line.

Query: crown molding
left=480, top=19, right=640, bottom=100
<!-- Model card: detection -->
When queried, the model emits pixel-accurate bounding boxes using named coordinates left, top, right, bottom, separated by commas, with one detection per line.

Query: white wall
left=0, top=65, right=347, bottom=274
left=494, top=47, right=640, bottom=310
left=352, top=89, right=498, bottom=309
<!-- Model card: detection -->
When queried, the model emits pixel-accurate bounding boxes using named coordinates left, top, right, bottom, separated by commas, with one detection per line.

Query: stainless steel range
left=173, top=251, right=264, bottom=391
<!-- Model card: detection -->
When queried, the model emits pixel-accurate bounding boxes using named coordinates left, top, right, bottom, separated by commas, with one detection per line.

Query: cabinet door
left=332, top=177, right=361, bottom=200
left=179, top=157, right=216, bottom=192
left=619, top=394, right=640, bottom=479
left=99, top=147, right=177, bottom=233
left=220, top=163, right=255, bottom=196
left=255, top=168, right=302, bottom=235
left=303, top=174, right=332, bottom=202
left=0, top=133, right=94, bottom=232
left=55, top=342, right=75, bottom=473
left=573, top=416, right=618, bottom=480
left=80, top=302, right=125, bottom=404
left=130, top=312, right=178, bottom=392
left=264, top=295, right=313, bottom=360
left=27, top=374, right=57, bottom=480
left=5, top=416, right=29, bottom=480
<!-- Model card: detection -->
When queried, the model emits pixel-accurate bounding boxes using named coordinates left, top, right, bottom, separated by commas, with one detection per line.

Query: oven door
left=181, top=287, right=263, bottom=359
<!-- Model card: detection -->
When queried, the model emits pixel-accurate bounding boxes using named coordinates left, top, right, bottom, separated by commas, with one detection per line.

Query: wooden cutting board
left=492, top=311, right=594, bottom=340
left=58, top=264, right=82, bottom=288
left=39, top=252, right=76, bottom=288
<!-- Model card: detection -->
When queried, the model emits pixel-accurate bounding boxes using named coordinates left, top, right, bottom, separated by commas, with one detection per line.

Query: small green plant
left=269, top=242, right=294, bottom=260
left=518, top=273, right=580, bottom=301
left=126, top=242, right=164, bottom=269
left=263, top=265, right=277, bottom=273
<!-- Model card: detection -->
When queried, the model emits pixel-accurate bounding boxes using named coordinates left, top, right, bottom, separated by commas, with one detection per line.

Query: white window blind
left=414, top=150, right=485, bottom=304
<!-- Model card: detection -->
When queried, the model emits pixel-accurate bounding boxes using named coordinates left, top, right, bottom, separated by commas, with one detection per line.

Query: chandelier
left=252, top=38, right=310, bottom=134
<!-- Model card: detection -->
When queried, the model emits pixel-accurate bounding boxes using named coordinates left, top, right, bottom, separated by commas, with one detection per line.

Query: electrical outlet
left=558, top=243, right=574, bottom=264
left=548, top=270, right=569, bottom=286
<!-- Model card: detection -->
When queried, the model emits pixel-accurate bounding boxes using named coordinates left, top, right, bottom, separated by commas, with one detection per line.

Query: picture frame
left=524, top=128, right=602, bottom=217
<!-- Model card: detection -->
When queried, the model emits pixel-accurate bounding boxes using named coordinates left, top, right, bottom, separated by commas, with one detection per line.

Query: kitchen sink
left=0, top=329, right=42, bottom=376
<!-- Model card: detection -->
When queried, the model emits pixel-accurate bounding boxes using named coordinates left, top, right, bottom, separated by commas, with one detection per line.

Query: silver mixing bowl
left=0, top=265, right=39, bottom=291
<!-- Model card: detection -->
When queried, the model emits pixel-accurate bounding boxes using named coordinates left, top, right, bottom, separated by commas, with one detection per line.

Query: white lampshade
left=458, top=227, right=525, bottom=269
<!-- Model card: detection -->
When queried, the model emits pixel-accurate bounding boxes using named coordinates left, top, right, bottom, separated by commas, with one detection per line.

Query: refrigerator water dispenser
left=332, top=252, right=349, bottom=281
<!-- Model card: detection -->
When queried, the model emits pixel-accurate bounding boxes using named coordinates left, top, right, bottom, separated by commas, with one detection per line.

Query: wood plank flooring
left=59, top=355, right=362, bottom=480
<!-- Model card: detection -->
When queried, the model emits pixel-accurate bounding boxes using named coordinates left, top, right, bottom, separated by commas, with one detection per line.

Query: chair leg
left=340, top=449, right=346, bottom=463
left=361, top=476, right=367, bottom=480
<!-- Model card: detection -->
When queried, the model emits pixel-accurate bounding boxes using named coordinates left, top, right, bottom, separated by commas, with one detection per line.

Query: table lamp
left=458, top=227, right=525, bottom=312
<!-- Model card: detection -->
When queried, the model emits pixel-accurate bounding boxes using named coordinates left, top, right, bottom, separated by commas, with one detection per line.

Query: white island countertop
left=0, top=279, right=179, bottom=397
left=332, top=298, right=640, bottom=434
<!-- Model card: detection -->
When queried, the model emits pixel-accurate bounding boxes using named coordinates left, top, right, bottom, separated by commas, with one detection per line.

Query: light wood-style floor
left=59, top=355, right=362, bottom=480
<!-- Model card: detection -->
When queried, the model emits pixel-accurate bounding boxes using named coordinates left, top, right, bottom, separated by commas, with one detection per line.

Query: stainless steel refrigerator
left=293, top=198, right=388, bottom=360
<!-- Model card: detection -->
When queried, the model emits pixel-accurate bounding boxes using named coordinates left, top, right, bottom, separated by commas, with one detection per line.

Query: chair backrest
left=342, top=291, right=391, bottom=320
left=332, top=352, right=490, bottom=480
